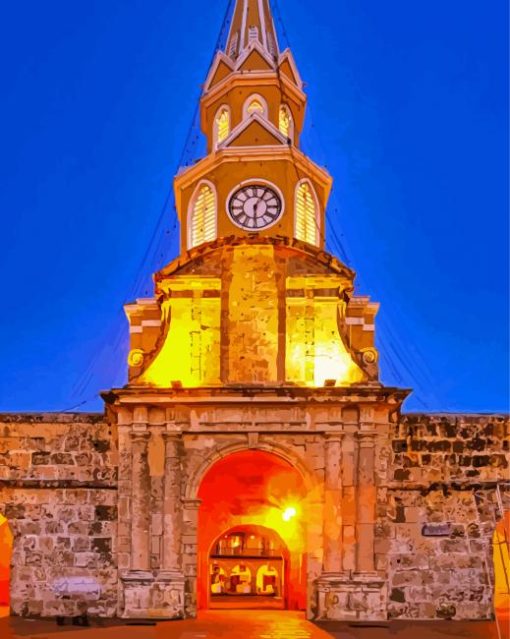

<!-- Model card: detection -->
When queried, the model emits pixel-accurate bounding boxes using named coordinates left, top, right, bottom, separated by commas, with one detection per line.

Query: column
left=130, top=431, right=151, bottom=571
left=323, top=433, right=343, bottom=573
left=356, top=432, right=376, bottom=572
left=182, top=498, right=202, bottom=616
left=162, top=432, right=183, bottom=572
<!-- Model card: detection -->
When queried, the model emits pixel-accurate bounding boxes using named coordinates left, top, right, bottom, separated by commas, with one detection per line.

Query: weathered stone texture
left=0, top=414, right=118, bottom=618
left=0, top=414, right=117, bottom=484
left=385, top=414, right=509, bottom=620
left=0, top=410, right=507, bottom=621
left=392, top=414, right=508, bottom=484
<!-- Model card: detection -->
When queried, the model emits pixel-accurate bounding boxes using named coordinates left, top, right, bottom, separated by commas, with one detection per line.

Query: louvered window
left=279, top=105, right=293, bottom=139
left=295, top=182, right=319, bottom=245
left=189, top=183, right=217, bottom=249
left=215, top=107, right=230, bottom=146
left=249, top=26, right=259, bottom=42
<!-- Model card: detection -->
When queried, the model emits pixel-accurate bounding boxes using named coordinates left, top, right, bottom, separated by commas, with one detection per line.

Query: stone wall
left=386, top=414, right=509, bottom=620
left=0, top=410, right=507, bottom=621
left=0, top=414, right=118, bottom=618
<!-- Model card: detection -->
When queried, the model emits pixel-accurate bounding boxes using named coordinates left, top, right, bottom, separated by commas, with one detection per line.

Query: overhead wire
left=69, top=0, right=438, bottom=412
left=271, top=0, right=438, bottom=409
left=67, top=0, right=236, bottom=410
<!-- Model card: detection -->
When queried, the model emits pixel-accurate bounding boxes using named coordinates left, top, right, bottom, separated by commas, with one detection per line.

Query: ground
left=0, top=611, right=507, bottom=639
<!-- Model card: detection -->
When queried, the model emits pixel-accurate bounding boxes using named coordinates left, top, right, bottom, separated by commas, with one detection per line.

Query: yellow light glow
left=282, top=506, right=297, bottom=522
left=285, top=285, right=366, bottom=387
left=139, top=286, right=222, bottom=388
left=279, top=105, right=292, bottom=138
left=216, top=108, right=230, bottom=144
left=0, top=515, right=6, bottom=527
left=189, top=183, right=216, bottom=249
left=295, top=182, right=318, bottom=246
left=247, top=99, right=265, bottom=115
left=494, top=517, right=510, bottom=614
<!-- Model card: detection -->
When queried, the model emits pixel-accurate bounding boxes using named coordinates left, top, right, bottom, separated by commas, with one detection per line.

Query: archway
left=208, top=524, right=289, bottom=609
left=494, top=511, right=510, bottom=625
left=0, top=514, right=12, bottom=617
left=197, top=449, right=309, bottom=611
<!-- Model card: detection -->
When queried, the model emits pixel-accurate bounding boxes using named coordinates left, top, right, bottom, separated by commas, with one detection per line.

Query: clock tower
left=107, top=0, right=408, bottom=623
left=175, top=0, right=331, bottom=253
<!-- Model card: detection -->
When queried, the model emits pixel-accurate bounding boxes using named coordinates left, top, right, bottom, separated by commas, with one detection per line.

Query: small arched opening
left=243, top=94, right=269, bottom=120
left=0, top=514, right=13, bottom=617
left=494, top=510, right=510, bottom=625
left=196, top=449, right=310, bottom=611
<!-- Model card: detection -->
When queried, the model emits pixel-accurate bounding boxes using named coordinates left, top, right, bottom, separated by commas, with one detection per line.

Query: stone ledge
left=388, top=480, right=510, bottom=491
left=0, top=413, right=105, bottom=424
left=0, top=480, right=118, bottom=489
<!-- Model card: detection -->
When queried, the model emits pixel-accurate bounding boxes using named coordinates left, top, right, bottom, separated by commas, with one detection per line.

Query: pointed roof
left=225, top=0, right=280, bottom=62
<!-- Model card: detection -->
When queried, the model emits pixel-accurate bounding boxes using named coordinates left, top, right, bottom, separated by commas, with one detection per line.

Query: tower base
left=119, top=570, right=185, bottom=619
left=316, top=571, right=387, bottom=621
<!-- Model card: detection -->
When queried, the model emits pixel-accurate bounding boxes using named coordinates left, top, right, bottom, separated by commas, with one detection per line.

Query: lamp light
left=282, top=506, right=297, bottom=522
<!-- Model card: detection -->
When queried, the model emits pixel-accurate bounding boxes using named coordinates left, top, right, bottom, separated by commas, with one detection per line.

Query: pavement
left=0, top=610, right=507, bottom=639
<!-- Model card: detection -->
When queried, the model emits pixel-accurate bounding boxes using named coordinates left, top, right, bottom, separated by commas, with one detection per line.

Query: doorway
left=196, top=449, right=308, bottom=611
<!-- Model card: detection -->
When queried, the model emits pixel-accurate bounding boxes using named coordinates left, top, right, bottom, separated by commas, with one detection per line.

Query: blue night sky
left=0, top=0, right=507, bottom=414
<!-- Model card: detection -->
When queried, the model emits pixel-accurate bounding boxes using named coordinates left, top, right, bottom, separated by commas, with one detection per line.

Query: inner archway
left=0, top=514, right=12, bottom=617
left=197, top=449, right=309, bottom=611
left=209, top=525, right=289, bottom=609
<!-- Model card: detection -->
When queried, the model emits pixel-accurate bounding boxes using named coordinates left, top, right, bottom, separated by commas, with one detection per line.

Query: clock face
left=227, top=183, right=283, bottom=230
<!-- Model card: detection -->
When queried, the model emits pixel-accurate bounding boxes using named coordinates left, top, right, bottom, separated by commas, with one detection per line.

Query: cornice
left=102, top=384, right=411, bottom=407
left=174, top=145, right=332, bottom=199
left=201, top=70, right=306, bottom=108
left=154, top=235, right=355, bottom=281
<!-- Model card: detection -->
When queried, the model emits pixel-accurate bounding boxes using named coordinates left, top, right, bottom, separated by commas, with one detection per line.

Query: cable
left=68, top=1, right=237, bottom=407
left=271, top=0, right=442, bottom=408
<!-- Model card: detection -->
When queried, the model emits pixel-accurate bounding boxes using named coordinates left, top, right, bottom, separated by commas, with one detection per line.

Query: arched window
left=256, top=564, right=279, bottom=595
left=214, top=106, right=230, bottom=148
left=295, top=180, right=320, bottom=246
left=243, top=94, right=268, bottom=119
left=210, top=564, right=227, bottom=595
left=230, top=565, right=252, bottom=594
left=188, top=182, right=217, bottom=250
left=279, top=104, right=293, bottom=139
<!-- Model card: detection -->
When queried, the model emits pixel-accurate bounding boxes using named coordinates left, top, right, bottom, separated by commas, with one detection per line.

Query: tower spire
left=225, top=0, right=280, bottom=61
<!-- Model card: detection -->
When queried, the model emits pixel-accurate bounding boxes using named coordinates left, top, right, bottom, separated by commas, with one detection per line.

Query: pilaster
left=162, top=432, right=183, bottom=573
left=356, top=430, right=377, bottom=573
left=322, top=433, right=344, bottom=573
left=130, top=431, right=151, bottom=570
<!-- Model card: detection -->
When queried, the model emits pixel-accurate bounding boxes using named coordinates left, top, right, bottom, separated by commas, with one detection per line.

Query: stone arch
left=472, top=487, right=508, bottom=619
left=0, top=506, right=14, bottom=616
left=185, top=439, right=319, bottom=501
left=193, top=445, right=317, bottom=613
left=493, top=510, right=510, bottom=620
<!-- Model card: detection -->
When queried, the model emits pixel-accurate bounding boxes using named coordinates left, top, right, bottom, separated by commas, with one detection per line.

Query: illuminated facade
left=0, top=0, right=508, bottom=626
left=111, top=0, right=405, bottom=620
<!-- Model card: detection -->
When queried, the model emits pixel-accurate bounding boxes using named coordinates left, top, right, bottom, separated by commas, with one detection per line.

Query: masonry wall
left=0, top=410, right=507, bottom=621
left=386, top=414, right=509, bottom=620
left=0, top=414, right=118, bottom=618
